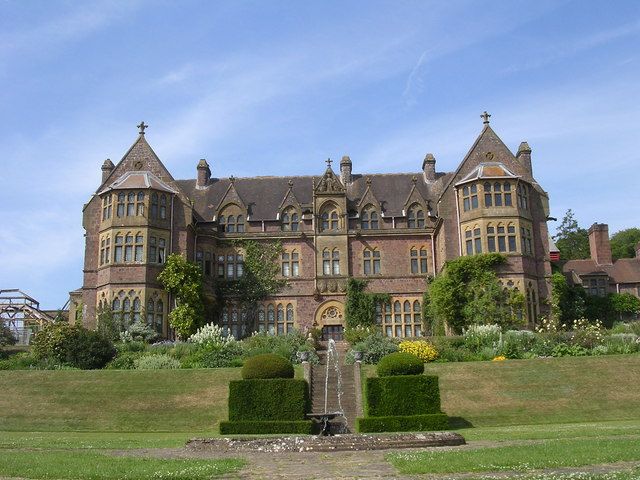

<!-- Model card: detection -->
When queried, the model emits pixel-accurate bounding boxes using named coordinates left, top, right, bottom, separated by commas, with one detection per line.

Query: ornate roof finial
left=480, top=111, right=491, bottom=125
left=366, top=177, right=372, bottom=186
left=229, top=175, right=236, bottom=184
left=325, top=158, right=333, bottom=168
left=411, top=175, right=418, bottom=185
left=288, top=179, right=294, bottom=188
left=137, top=121, right=148, bottom=134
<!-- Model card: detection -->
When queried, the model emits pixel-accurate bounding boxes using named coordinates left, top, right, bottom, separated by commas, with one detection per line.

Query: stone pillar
left=340, top=155, right=352, bottom=186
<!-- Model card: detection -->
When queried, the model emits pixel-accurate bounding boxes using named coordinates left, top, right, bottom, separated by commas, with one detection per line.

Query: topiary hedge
left=241, top=353, right=294, bottom=379
left=356, top=413, right=449, bottom=433
left=227, top=379, right=309, bottom=421
left=376, top=352, right=424, bottom=377
left=365, top=375, right=441, bottom=417
left=219, top=420, right=313, bottom=435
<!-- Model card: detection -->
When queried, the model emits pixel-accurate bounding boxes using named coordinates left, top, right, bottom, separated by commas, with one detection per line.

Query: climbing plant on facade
left=344, top=278, right=390, bottom=328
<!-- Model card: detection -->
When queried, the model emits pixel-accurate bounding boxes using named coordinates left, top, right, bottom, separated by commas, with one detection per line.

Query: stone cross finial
left=411, top=175, right=418, bottom=184
left=288, top=179, right=294, bottom=187
left=366, top=177, right=372, bottom=186
left=326, top=158, right=333, bottom=168
left=137, top=121, right=148, bottom=134
left=481, top=111, right=491, bottom=125
left=229, top=175, right=236, bottom=184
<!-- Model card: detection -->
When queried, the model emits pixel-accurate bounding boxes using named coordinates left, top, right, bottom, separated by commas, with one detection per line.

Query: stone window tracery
left=361, top=204, right=379, bottom=230
left=484, top=181, right=512, bottom=207
left=320, top=203, right=340, bottom=232
left=410, top=246, right=429, bottom=274
left=281, top=249, right=300, bottom=277
left=218, top=205, right=246, bottom=233
left=322, top=248, right=340, bottom=275
left=281, top=207, right=299, bottom=231
left=517, top=183, right=529, bottom=210
left=102, top=194, right=113, bottom=220
left=465, top=226, right=482, bottom=255
left=407, top=204, right=425, bottom=228
left=257, top=302, right=296, bottom=334
left=363, top=248, right=381, bottom=275
left=462, top=184, right=478, bottom=211
left=378, top=299, right=422, bottom=338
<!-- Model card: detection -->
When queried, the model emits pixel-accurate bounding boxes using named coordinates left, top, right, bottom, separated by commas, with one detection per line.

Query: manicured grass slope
left=1, top=355, right=639, bottom=433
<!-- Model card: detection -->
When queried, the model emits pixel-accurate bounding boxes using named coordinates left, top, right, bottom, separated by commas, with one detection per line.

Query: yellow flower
left=492, top=355, right=506, bottom=361
left=398, top=340, right=438, bottom=362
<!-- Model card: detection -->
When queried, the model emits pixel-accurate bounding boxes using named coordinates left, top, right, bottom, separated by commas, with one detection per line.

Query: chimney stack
left=340, top=155, right=352, bottom=186
left=588, top=223, right=613, bottom=265
left=101, top=158, right=114, bottom=184
left=517, top=142, right=532, bottom=177
left=197, top=159, right=211, bottom=188
left=422, top=153, right=436, bottom=182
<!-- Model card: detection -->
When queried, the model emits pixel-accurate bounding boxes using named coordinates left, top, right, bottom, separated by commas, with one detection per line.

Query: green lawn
left=0, top=450, right=244, bottom=480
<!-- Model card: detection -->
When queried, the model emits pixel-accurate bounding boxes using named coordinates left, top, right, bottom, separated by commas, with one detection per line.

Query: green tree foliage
left=550, top=272, right=586, bottom=325
left=158, top=253, right=205, bottom=339
left=610, top=228, right=640, bottom=261
left=427, top=253, right=522, bottom=333
left=0, top=324, right=17, bottom=347
left=610, top=292, right=640, bottom=318
left=345, top=278, right=390, bottom=328
left=553, top=209, right=590, bottom=260
left=96, top=304, right=121, bottom=341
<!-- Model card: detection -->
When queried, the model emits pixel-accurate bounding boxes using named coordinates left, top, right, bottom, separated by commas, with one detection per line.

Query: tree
left=610, top=228, right=640, bottom=261
left=427, top=253, right=522, bottom=333
left=0, top=324, right=17, bottom=347
left=609, top=292, right=640, bottom=321
left=550, top=272, right=586, bottom=325
left=344, top=278, right=390, bottom=328
left=158, top=253, right=205, bottom=339
left=553, top=209, right=590, bottom=261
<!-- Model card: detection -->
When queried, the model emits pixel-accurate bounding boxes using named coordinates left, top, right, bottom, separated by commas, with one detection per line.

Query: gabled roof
left=563, top=258, right=640, bottom=285
left=97, top=171, right=178, bottom=194
left=455, top=162, right=519, bottom=186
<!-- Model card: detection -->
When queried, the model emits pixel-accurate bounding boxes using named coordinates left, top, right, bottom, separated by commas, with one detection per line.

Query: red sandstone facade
left=71, top=115, right=553, bottom=338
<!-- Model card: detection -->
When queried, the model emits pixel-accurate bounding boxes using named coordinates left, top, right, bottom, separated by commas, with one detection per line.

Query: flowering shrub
left=492, top=355, right=506, bottom=361
left=188, top=323, right=236, bottom=348
left=398, top=340, right=438, bottom=362
left=463, top=324, right=501, bottom=352
left=346, top=332, right=398, bottom=364
left=571, top=318, right=604, bottom=349
left=536, top=316, right=566, bottom=333
left=499, top=330, right=536, bottom=359
left=344, top=325, right=378, bottom=345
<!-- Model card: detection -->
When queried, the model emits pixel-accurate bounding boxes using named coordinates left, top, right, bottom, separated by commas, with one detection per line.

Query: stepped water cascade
left=323, top=338, right=346, bottom=430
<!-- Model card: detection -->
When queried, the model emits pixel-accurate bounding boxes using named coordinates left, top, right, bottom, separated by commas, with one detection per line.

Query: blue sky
left=1, top=0, right=639, bottom=309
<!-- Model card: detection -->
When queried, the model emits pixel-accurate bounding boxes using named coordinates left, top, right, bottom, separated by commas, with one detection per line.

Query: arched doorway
left=314, top=300, right=345, bottom=341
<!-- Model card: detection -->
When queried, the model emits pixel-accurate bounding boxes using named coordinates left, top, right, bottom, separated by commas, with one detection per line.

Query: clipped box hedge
left=365, top=375, right=441, bottom=417
left=219, top=420, right=314, bottom=435
left=356, top=413, right=449, bottom=433
left=228, top=378, right=309, bottom=422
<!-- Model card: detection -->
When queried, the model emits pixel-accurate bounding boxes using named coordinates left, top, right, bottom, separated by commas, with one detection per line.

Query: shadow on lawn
left=448, top=417, right=474, bottom=429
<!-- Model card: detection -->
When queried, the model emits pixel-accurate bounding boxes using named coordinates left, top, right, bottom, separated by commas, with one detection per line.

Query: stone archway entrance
left=314, top=301, right=345, bottom=341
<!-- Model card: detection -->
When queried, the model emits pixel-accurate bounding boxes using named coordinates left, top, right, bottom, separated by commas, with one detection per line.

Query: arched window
left=219, top=205, right=246, bottom=233
left=507, top=223, right=517, bottom=252
left=132, top=298, right=141, bottom=323
left=117, top=193, right=125, bottom=217
left=281, top=207, right=299, bottom=231
left=322, top=249, right=340, bottom=275
left=127, top=192, right=135, bottom=216
left=159, top=194, right=167, bottom=219
left=102, top=194, right=113, bottom=220
left=393, top=301, right=402, bottom=337
left=410, top=246, right=428, bottom=274
left=413, top=300, right=422, bottom=337
left=320, top=203, right=340, bottom=231
left=151, top=193, right=159, bottom=219
left=267, top=304, right=275, bottom=334
left=363, top=248, right=381, bottom=275
left=487, top=224, right=496, bottom=252
left=112, top=297, right=121, bottom=312
left=517, top=183, right=529, bottom=210
left=156, top=300, right=164, bottom=333
left=462, top=184, right=478, bottom=211
left=464, top=226, right=482, bottom=255
left=286, top=304, right=294, bottom=332
left=407, top=204, right=425, bottom=228
left=147, top=299, right=155, bottom=326
left=99, top=234, right=111, bottom=266
left=227, top=215, right=236, bottom=233
left=122, top=297, right=131, bottom=327
left=521, top=225, right=533, bottom=255
left=124, top=233, right=134, bottom=262
left=114, top=234, right=123, bottom=262
left=136, top=192, right=145, bottom=216
left=134, top=233, right=144, bottom=262
left=277, top=304, right=285, bottom=334
left=361, top=205, right=379, bottom=230
left=236, top=215, right=245, bottom=233
left=258, top=308, right=266, bottom=332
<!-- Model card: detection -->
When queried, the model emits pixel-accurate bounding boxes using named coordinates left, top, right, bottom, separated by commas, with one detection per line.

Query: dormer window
left=218, top=204, right=246, bottom=233
left=361, top=205, right=379, bottom=230
left=281, top=207, right=299, bottom=231
left=320, top=203, right=340, bottom=232
left=407, top=204, right=425, bottom=228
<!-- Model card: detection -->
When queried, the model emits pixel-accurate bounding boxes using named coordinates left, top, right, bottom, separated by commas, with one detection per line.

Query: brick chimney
left=101, top=158, right=114, bottom=183
left=588, top=223, right=613, bottom=265
left=422, top=153, right=436, bottom=182
left=340, top=155, right=352, bottom=185
left=196, top=159, right=211, bottom=188
left=516, top=142, right=532, bottom=177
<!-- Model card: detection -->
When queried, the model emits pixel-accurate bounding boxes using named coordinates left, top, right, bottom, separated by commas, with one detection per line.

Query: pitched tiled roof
left=456, top=162, right=519, bottom=185
left=563, top=258, right=640, bottom=285
left=98, top=171, right=178, bottom=194
left=176, top=172, right=450, bottom=222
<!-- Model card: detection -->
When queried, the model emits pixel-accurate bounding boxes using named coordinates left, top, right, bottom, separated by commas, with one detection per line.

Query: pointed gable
left=403, top=176, right=429, bottom=212
left=216, top=178, right=248, bottom=212
left=99, top=133, right=177, bottom=192
left=314, top=164, right=345, bottom=195
left=279, top=180, right=302, bottom=211
left=356, top=177, right=381, bottom=211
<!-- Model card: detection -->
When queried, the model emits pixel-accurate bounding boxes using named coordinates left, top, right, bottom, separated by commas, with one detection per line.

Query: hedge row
left=356, top=413, right=449, bottom=433
left=228, top=378, right=309, bottom=421
left=365, top=375, right=441, bottom=417
left=219, top=420, right=314, bottom=435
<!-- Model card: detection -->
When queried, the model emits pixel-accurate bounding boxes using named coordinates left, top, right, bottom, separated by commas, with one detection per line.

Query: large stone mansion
left=70, top=113, right=553, bottom=339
